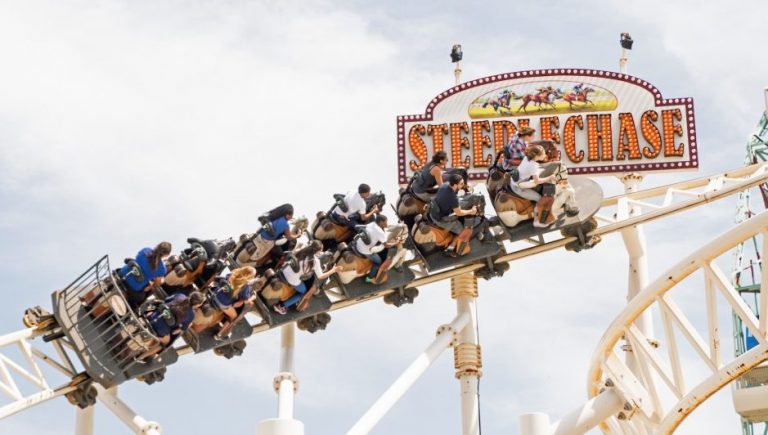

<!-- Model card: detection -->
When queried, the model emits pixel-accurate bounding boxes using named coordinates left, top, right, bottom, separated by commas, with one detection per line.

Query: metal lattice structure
left=732, top=109, right=768, bottom=435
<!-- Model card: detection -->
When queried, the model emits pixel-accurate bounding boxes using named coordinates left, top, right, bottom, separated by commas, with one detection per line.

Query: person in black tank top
left=412, top=151, right=447, bottom=199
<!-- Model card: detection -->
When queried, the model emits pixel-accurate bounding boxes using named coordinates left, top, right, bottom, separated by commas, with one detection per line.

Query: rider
left=272, top=241, right=340, bottom=315
left=331, top=183, right=379, bottom=229
left=118, top=242, right=173, bottom=310
left=573, top=83, right=584, bottom=94
left=510, top=145, right=579, bottom=228
left=411, top=151, right=448, bottom=202
left=429, top=174, right=480, bottom=256
left=355, top=214, right=399, bottom=284
left=211, top=266, right=258, bottom=340
left=145, top=290, right=205, bottom=350
left=257, top=204, right=303, bottom=259
left=502, top=126, right=535, bottom=171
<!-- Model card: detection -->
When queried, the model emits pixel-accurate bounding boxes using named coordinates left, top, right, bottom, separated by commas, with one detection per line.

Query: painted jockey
left=573, top=83, right=585, bottom=94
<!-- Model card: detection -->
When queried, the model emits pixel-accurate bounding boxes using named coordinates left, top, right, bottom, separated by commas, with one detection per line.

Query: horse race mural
left=469, top=81, right=618, bottom=118
left=396, top=69, right=698, bottom=183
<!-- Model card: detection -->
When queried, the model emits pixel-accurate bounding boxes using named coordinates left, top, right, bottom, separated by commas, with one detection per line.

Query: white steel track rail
left=588, top=209, right=768, bottom=434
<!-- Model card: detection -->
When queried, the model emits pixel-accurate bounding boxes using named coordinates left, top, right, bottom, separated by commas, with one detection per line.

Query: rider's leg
left=283, top=283, right=308, bottom=309
left=365, top=253, right=383, bottom=281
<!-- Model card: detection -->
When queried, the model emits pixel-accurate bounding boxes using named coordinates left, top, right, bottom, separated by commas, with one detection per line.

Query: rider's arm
left=361, top=205, right=378, bottom=221
left=532, top=173, right=555, bottom=185
left=430, top=165, right=444, bottom=187
left=452, top=205, right=478, bottom=217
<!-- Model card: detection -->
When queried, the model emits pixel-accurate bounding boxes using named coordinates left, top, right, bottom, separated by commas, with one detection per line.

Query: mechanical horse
left=396, top=167, right=469, bottom=229
left=411, top=193, right=490, bottom=257
left=258, top=250, right=336, bottom=313
left=334, top=223, right=409, bottom=285
left=163, top=238, right=236, bottom=296
left=231, top=216, right=309, bottom=271
left=487, top=161, right=576, bottom=228
left=310, top=192, right=386, bottom=251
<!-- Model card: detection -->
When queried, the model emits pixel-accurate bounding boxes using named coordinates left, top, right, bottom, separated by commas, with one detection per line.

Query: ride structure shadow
left=183, top=319, right=253, bottom=354
left=334, top=267, right=416, bottom=303
left=252, top=291, right=333, bottom=327
left=501, top=177, right=603, bottom=243
left=416, top=238, right=501, bottom=273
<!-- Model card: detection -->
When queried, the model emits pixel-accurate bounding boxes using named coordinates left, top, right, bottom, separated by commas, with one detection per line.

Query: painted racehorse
left=334, top=223, right=409, bottom=285
left=482, top=89, right=516, bottom=115
left=310, top=192, right=386, bottom=251
left=411, top=193, right=490, bottom=257
left=518, top=87, right=561, bottom=113
left=563, top=87, right=595, bottom=109
left=232, top=216, right=309, bottom=270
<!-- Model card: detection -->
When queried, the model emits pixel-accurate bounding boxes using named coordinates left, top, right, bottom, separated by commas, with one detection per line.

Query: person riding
left=272, top=241, right=340, bottom=315
left=211, top=266, right=259, bottom=340
left=411, top=151, right=448, bottom=201
left=257, top=204, right=303, bottom=260
left=144, top=290, right=205, bottom=353
left=331, top=183, right=379, bottom=229
left=510, top=145, right=578, bottom=228
left=573, top=82, right=585, bottom=94
left=502, top=126, right=535, bottom=171
left=429, top=174, right=480, bottom=256
left=355, top=214, right=399, bottom=284
left=118, top=242, right=173, bottom=310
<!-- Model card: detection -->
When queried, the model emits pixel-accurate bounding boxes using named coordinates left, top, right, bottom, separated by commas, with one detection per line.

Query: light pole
left=451, top=44, right=463, bottom=86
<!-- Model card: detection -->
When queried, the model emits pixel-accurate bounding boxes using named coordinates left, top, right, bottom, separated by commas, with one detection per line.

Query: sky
left=0, top=0, right=767, bottom=434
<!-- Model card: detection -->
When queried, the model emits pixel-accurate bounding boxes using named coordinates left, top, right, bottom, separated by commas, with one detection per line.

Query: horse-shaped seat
left=310, top=192, right=386, bottom=251
left=411, top=193, right=490, bottom=257
left=231, top=216, right=309, bottom=271
left=335, top=223, right=409, bottom=285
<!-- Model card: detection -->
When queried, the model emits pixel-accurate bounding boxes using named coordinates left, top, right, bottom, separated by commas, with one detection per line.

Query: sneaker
left=213, top=333, right=228, bottom=342
left=533, top=220, right=552, bottom=228
left=365, top=277, right=376, bottom=284
left=443, top=249, right=458, bottom=258
left=272, top=303, right=288, bottom=315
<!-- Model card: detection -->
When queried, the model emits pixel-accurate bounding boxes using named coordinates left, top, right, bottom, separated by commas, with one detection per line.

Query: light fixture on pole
left=451, top=44, right=463, bottom=85
left=619, top=32, right=633, bottom=74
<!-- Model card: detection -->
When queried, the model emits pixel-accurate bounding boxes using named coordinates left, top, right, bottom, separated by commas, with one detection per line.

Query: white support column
left=550, top=388, right=623, bottom=435
left=256, top=323, right=304, bottom=435
left=452, top=274, right=481, bottom=435
left=94, top=386, right=161, bottom=435
left=74, top=405, right=94, bottom=435
left=520, top=413, right=551, bottom=435
left=346, top=312, right=470, bottom=435
left=619, top=174, right=657, bottom=375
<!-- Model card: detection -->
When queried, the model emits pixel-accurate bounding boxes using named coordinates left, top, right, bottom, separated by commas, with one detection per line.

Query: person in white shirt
left=509, top=145, right=555, bottom=203
left=356, top=215, right=397, bottom=283
left=332, top=183, right=379, bottom=229
left=273, top=241, right=340, bottom=315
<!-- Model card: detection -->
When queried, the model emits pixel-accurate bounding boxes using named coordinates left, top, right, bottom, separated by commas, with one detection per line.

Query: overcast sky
left=1, top=1, right=767, bottom=434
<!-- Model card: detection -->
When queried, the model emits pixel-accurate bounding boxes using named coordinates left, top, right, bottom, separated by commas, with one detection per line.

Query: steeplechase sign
left=396, top=69, right=697, bottom=184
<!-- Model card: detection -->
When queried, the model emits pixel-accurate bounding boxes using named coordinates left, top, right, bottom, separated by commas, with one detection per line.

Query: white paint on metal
left=346, top=312, right=470, bottom=435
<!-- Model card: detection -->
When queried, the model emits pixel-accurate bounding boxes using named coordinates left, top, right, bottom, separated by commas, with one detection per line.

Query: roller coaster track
left=2, top=163, right=768, bottom=432
left=586, top=203, right=768, bottom=434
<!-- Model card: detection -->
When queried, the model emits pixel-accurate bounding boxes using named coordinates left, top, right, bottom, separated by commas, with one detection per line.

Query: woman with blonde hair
left=211, top=266, right=258, bottom=339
